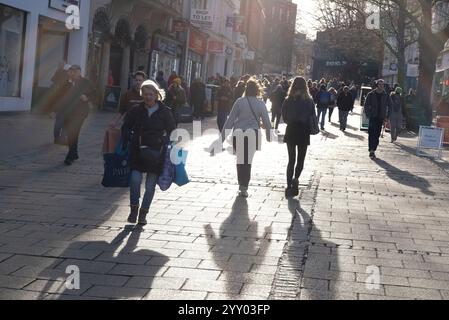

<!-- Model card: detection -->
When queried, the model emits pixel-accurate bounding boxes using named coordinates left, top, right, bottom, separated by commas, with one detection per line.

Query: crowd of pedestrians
left=47, top=64, right=407, bottom=224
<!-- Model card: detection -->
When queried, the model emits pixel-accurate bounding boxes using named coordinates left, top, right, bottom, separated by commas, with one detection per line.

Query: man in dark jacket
left=337, top=86, right=354, bottom=131
left=56, top=65, right=95, bottom=165
left=270, top=83, right=287, bottom=130
left=364, top=79, right=392, bottom=159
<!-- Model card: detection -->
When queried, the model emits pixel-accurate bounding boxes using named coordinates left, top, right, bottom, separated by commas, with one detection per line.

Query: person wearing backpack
left=282, top=77, right=316, bottom=198
left=316, top=84, right=331, bottom=131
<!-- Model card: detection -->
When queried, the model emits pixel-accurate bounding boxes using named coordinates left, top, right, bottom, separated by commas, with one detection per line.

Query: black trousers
left=368, top=118, right=384, bottom=152
left=328, top=107, right=335, bottom=121
left=271, top=110, right=282, bottom=130
left=65, top=114, right=87, bottom=160
left=233, top=130, right=259, bottom=189
left=286, top=144, right=308, bottom=187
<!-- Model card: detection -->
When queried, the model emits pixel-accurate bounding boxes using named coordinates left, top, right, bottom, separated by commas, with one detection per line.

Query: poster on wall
left=208, top=40, right=224, bottom=54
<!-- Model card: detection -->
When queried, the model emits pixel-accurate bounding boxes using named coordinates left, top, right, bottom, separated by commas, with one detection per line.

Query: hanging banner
left=208, top=40, right=224, bottom=54
left=189, top=29, right=207, bottom=56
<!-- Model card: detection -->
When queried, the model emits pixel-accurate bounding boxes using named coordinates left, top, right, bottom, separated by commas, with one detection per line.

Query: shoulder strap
left=246, top=97, right=260, bottom=129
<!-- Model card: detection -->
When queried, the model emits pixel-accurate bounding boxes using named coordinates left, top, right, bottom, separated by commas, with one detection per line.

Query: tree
left=317, top=0, right=447, bottom=126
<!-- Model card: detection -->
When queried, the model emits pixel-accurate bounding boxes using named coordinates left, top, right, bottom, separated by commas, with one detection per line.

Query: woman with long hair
left=221, top=78, right=272, bottom=198
left=282, top=77, right=316, bottom=198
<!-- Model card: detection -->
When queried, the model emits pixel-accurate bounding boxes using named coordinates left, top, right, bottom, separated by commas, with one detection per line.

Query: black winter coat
left=282, top=97, right=316, bottom=146
left=121, top=102, right=176, bottom=174
left=337, top=92, right=354, bottom=111
left=364, top=90, right=392, bottom=120
left=56, top=77, right=95, bottom=124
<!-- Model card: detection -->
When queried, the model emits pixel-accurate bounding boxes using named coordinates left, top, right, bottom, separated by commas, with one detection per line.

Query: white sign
left=407, top=64, right=419, bottom=77
left=191, top=9, right=213, bottom=28
left=417, top=126, right=444, bottom=159
left=49, top=0, right=80, bottom=12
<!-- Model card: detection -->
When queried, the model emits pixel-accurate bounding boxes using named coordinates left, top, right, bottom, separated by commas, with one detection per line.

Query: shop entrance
left=33, top=17, right=69, bottom=110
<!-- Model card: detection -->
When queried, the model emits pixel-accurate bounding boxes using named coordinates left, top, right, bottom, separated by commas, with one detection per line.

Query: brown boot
left=127, top=205, right=139, bottom=224
left=138, top=208, right=149, bottom=226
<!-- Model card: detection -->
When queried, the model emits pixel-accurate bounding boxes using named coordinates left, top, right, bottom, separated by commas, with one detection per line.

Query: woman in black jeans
left=282, top=77, right=316, bottom=198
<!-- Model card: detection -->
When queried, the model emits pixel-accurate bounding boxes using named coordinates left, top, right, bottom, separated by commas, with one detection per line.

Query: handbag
left=173, top=147, right=190, bottom=187
left=102, top=140, right=131, bottom=188
left=157, top=144, right=175, bottom=191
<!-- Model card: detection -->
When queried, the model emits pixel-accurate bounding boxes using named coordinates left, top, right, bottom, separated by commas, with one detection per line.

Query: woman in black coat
left=121, top=80, right=176, bottom=225
left=282, top=77, right=316, bottom=198
left=337, top=86, right=355, bottom=131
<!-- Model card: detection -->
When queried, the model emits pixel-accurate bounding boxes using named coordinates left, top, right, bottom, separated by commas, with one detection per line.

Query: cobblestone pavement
left=0, top=106, right=448, bottom=300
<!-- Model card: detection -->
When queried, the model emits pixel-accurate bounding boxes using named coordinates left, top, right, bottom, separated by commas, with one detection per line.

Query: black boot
left=292, top=179, right=299, bottom=197
left=138, top=208, right=149, bottom=226
left=127, top=205, right=139, bottom=224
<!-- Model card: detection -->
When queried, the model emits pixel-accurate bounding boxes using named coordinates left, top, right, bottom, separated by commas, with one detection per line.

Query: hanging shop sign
left=191, top=9, right=213, bottom=28
left=208, top=40, right=224, bottom=54
left=154, top=37, right=177, bottom=56
left=189, top=29, right=207, bottom=56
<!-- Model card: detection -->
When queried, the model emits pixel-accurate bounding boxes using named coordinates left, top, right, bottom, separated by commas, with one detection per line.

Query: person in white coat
left=221, top=78, right=273, bottom=197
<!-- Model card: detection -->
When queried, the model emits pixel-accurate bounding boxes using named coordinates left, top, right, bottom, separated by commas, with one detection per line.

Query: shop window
left=0, top=4, right=25, bottom=97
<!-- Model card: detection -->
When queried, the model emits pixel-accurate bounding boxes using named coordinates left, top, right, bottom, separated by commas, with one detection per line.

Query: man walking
left=119, top=71, right=146, bottom=115
left=56, top=65, right=95, bottom=165
left=337, top=86, right=354, bottom=131
left=364, top=79, right=391, bottom=159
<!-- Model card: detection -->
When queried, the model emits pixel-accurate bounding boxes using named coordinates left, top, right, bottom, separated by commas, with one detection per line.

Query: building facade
left=292, top=32, right=314, bottom=78
left=0, top=0, right=90, bottom=112
left=261, top=0, right=297, bottom=75
left=88, top=0, right=183, bottom=100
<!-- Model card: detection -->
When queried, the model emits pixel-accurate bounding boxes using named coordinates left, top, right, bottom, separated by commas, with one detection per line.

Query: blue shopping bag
left=173, top=147, right=190, bottom=187
left=101, top=140, right=131, bottom=188
left=157, top=144, right=175, bottom=191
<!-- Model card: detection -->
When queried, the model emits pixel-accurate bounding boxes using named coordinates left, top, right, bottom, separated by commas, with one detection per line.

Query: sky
left=293, top=0, right=319, bottom=39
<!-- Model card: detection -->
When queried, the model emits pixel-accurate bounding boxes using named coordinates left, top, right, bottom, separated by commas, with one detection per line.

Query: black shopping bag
left=102, top=143, right=131, bottom=188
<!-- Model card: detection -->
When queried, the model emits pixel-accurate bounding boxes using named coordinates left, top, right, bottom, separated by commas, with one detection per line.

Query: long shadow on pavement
left=285, top=198, right=339, bottom=300
left=204, top=197, right=272, bottom=299
left=37, top=225, right=168, bottom=300
left=373, top=158, right=435, bottom=196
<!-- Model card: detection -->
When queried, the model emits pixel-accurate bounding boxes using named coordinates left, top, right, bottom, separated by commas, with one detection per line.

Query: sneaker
left=238, top=190, right=249, bottom=198
left=369, top=151, right=376, bottom=159
left=64, top=159, right=73, bottom=166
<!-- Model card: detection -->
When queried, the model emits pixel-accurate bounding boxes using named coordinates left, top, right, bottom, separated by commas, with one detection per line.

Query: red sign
left=189, top=29, right=207, bottom=55
left=208, top=40, right=224, bottom=54
left=437, top=116, right=449, bottom=144
left=172, top=20, right=186, bottom=32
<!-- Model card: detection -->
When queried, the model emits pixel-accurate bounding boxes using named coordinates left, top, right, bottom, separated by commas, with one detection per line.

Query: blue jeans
left=130, top=171, right=158, bottom=210
left=317, top=107, right=327, bottom=129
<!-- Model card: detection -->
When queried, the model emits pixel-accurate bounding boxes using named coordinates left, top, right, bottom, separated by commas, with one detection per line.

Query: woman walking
left=121, top=80, right=176, bottom=225
left=221, top=78, right=272, bottom=198
left=389, top=87, right=403, bottom=143
left=282, top=77, right=316, bottom=198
